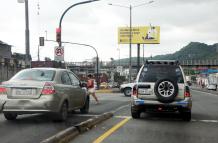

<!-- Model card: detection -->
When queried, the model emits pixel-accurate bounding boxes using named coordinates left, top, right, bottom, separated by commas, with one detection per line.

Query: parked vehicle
left=206, top=84, right=217, bottom=91
left=120, top=82, right=136, bottom=97
left=131, top=60, right=192, bottom=121
left=0, top=68, right=89, bottom=121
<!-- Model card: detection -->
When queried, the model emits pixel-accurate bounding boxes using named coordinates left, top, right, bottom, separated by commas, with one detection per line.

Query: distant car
left=131, top=60, right=192, bottom=121
left=207, top=84, right=217, bottom=91
left=0, top=68, right=89, bottom=121
left=120, top=83, right=136, bottom=96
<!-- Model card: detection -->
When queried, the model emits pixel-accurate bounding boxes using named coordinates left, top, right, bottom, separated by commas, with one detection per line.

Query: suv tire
left=131, top=106, right=140, bottom=119
left=180, top=110, right=191, bottom=121
left=154, top=78, right=178, bottom=103
left=4, top=113, right=17, bottom=120
left=124, top=87, right=132, bottom=97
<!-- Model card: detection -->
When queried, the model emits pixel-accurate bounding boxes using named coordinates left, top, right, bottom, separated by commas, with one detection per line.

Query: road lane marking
left=192, top=119, right=218, bottom=123
left=111, top=104, right=130, bottom=113
left=115, top=115, right=132, bottom=119
left=191, top=89, right=218, bottom=96
left=93, top=117, right=131, bottom=143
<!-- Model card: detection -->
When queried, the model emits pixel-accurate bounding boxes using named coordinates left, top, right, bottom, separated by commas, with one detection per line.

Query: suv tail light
left=132, top=85, right=138, bottom=97
left=184, top=86, right=190, bottom=97
left=0, top=87, right=7, bottom=94
left=41, top=82, right=55, bottom=95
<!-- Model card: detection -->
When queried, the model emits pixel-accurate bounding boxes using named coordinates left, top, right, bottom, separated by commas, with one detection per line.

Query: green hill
left=113, top=42, right=218, bottom=64
left=152, top=42, right=218, bottom=60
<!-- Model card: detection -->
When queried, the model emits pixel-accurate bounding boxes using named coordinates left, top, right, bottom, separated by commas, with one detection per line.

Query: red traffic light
left=56, top=28, right=61, bottom=43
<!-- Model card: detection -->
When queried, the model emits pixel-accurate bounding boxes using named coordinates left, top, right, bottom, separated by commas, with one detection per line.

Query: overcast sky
left=0, top=0, right=218, bottom=62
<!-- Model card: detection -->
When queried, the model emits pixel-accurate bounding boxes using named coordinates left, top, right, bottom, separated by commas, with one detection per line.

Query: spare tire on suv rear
left=154, top=78, right=178, bottom=103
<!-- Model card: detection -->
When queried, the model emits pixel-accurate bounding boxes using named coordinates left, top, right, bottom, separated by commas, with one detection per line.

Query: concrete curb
left=75, top=112, right=113, bottom=133
left=40, top=127, right=79, bottom=143
left=40, top=112, right=113, bottom=143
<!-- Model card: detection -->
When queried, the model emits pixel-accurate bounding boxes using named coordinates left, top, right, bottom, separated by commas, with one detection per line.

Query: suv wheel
left=80, top=96, right=90, bottom=114
left=154, top=78, right=178, bottom=103
left=4, top=113, right=17, bottom=120
left=131, top=106, right=140, bottom=119
left=124, top=88, right=132, bottom=97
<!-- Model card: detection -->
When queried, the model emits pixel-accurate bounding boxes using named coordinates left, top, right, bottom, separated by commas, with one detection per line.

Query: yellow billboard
left=118, top=26, right=160, bottom=44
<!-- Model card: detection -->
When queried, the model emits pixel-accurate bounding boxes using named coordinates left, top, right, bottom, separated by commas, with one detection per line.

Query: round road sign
left=55, top=47, right=64, bottom=56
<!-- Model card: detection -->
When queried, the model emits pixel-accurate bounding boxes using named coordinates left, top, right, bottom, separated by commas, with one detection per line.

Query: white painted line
left=192, top=119, right=218, bottom=123
left=114, top=116, right=132, bottom=119
left=111, top=104, right=130, bottom=114
left=191, top=89, right=218, bottom=96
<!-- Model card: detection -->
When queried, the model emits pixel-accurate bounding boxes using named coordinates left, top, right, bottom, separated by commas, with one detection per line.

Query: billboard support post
left=137, top=44, right=140, bottom=73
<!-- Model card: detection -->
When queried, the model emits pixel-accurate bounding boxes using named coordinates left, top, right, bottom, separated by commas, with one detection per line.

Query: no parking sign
left=54, top=46, right=64, bottom=61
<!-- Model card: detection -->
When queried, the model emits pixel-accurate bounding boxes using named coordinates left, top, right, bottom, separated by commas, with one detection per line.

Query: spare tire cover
left=154, top=78, right=178, bottom=103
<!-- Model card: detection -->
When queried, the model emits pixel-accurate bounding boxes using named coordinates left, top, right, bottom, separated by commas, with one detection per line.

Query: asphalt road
left=0, top=93, right=129, bottom=143
left=71, top=90, right=218, bottom=143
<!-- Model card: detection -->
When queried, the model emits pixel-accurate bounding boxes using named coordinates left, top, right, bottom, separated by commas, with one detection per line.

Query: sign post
left=54, top=46, right=64, bottom=61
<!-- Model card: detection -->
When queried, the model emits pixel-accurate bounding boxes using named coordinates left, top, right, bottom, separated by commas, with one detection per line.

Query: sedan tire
left=54, top=102, right=68, bottom=122
left=4, top=113, right=17, bottom=120
left=80, top=96, right=90, bottom=114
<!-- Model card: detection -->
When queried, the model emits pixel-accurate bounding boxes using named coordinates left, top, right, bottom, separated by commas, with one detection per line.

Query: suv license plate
left=138, top=88, right=151, bottom=95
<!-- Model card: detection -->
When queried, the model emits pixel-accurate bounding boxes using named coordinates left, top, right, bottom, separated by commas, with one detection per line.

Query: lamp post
left=108, top=0, right=154, bottom=82
left=62, top=42, right=100, bottom=89
left=58, top=0, right=100, bottom=47
left=18, top=0, right=30, bottom=67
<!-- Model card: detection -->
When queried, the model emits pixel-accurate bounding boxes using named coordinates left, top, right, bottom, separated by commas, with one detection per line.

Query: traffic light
left=56, top=28, right=61, bottom=43
left=39, top=37, right=44, bottom=46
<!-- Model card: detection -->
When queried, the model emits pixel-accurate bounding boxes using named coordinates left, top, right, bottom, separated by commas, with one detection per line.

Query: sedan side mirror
left=80, top=82, right=87, bottom=88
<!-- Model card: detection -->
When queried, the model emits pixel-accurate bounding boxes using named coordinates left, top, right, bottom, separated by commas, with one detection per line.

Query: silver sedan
left=0, top=68, right=89, bottom=121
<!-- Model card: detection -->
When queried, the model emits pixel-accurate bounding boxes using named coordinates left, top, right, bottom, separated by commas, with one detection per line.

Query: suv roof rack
left=144, top=60, right=180, bottom=65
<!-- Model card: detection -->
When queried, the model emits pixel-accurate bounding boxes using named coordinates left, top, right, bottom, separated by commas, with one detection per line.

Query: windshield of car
left=10, top=69, right=55, bottom=81
left=138, top=65, right=184, bottom=83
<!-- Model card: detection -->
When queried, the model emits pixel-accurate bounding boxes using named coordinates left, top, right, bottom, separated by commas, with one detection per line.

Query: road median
left=40, top=112, right=113, bottom=143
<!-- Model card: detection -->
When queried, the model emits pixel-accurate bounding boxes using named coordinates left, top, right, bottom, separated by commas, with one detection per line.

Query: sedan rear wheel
left=54, top=102, right=68, bottom=122
left=80, top=96, right=90, bottom=114
left=4, top=113, right=17, bottom=120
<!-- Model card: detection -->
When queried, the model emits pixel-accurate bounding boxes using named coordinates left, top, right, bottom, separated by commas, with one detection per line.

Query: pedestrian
left=87, top=74, right=99, bottom=104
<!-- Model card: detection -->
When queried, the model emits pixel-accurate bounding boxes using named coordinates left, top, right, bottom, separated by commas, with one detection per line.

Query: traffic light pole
left=58, top=0, right=100, bottom=47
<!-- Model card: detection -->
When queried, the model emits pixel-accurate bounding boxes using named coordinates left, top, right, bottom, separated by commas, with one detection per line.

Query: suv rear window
left=138, top=65, right=184, bottom=83
left=11, top=69, right=55, bottom=81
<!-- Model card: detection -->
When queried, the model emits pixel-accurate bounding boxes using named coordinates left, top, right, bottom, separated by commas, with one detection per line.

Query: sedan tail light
left=184, top=86, right=190, bottom=97
left=41, top=82, right=55, bottom=95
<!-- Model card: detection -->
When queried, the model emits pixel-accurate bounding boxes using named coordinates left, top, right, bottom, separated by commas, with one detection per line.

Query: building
left=0, top=41, right=12, bottom=59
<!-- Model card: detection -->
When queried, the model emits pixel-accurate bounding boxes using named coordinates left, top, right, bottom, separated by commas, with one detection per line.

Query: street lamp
left=108, top=0, right=154, bottom=82
left=58, top=0, right=100, bottom=47
left=62, top=42, right=100, bottom=89
left=18, top=0, right=30, bottom=67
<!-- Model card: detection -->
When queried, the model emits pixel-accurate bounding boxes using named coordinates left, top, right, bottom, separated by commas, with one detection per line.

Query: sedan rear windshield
left=138, top=65, right=184, bottom=83
left=11, top=69, right=55, bottom=81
